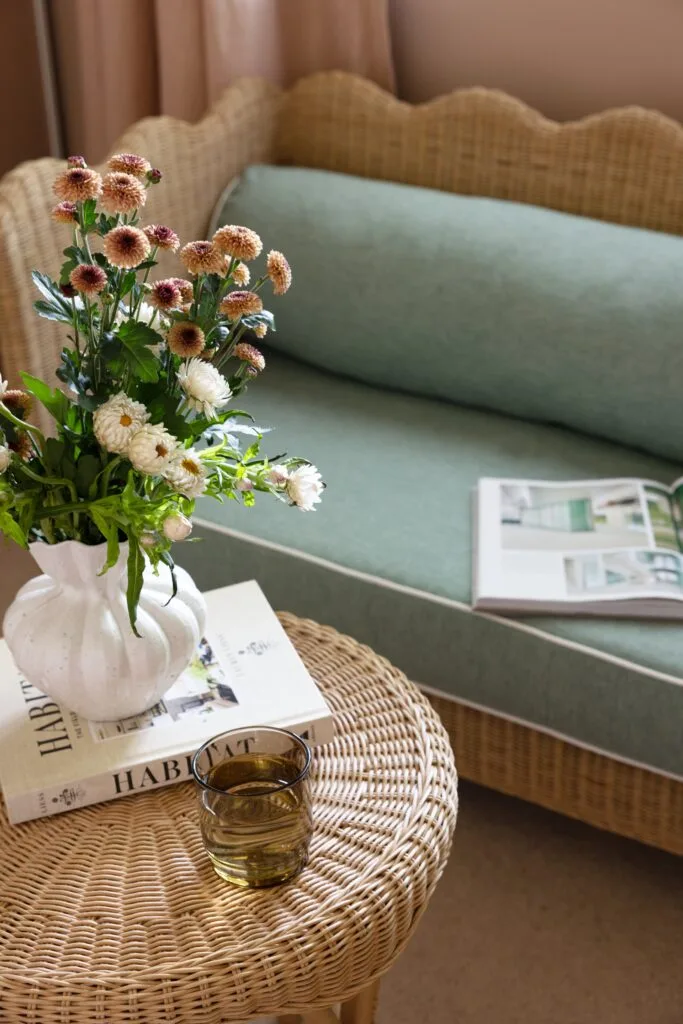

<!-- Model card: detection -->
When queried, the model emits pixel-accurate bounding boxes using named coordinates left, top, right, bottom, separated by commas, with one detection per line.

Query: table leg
left=340, top=980, right=380, bottom=1024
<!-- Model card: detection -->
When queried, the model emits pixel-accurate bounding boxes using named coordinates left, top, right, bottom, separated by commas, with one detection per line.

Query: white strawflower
left=286, top=464, right=324, bottom=511
left=127, top=423, right=177, bottom=475
left=164, top=449, right=208, bottom=499
left=177, top=358, right=231, bottom=420
left=162, top=512, right=193, bottom=541
left=140, top=532, right=158, bottom=549
left=0, top=374, right=7, bottom=399
left=93, top=392, right=150, bottom=454
left=115, top=300, right=160, bottom=328
left=0, top=445, right=10, bottom=473
left=268, top=465, right=290, bottom=487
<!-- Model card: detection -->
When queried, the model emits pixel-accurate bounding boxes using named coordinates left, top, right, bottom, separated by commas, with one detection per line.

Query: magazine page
left=477, top=477, right=683, bottom=604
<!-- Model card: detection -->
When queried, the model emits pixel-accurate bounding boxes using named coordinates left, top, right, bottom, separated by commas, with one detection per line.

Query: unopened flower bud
left=147, top=167, right=163, bottom=184
left=139, top=532, right=157, bottom=549
left=235, top=479, right=253, bottom=492
left=67, top=155, right=87, bottom=168
left=162, top=512, right=193, bottom=541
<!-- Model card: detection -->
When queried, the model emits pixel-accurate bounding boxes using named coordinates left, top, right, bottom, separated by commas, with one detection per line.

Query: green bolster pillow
left=215, top=164, right=683, bottom=461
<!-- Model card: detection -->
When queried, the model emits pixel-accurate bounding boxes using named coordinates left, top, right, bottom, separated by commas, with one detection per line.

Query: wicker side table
left=0, top=614, right=458, bottom=1024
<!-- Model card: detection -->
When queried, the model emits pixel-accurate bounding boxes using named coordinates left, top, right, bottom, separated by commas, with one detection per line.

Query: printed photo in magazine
left=473, top=477, right=683, bottom=619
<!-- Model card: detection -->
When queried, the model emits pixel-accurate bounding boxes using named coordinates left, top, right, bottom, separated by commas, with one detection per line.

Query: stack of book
left=0, top=580, right=334, bottom=824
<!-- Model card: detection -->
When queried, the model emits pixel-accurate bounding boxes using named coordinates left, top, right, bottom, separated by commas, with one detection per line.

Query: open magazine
left=473, top=477, right=683, bottom=619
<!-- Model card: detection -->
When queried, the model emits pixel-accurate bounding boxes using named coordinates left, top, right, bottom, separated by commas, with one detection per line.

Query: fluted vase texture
left=3, top=540, right=206, bottom=721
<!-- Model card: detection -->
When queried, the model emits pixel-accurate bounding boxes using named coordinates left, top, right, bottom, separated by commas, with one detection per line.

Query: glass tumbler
left=191, top=726, right=313, bottom=887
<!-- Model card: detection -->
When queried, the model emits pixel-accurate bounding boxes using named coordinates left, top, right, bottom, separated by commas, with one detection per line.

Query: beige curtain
left=50, top=0, right=395, bottom=161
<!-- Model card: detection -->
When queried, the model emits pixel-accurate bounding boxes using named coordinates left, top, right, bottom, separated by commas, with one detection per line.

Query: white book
left=0, top=580, right=334, bottom=824
left=473, top=476, right=683, bottom=619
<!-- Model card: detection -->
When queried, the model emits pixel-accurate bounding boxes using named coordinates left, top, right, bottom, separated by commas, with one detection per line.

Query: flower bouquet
left=0, top=152, right=323, bottom=637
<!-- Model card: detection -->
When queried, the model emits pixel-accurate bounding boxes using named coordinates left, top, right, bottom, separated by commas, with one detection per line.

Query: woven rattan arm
left=0, top=78, right=281, bottom=428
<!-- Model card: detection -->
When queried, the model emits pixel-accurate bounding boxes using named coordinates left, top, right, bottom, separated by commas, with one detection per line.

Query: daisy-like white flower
left=177, top=358, right=231, bottom=419
left=93, top=392, right=150, bottom=454
left=0, top=445, right=10, bottom=474
left=233, top=342, right=265, bottom=372
left=285, top=464, right=323, bottom=511
left=164, top=449, right=207, bottom=498
left=148, top=278, right=181, bottom=311
left=102, top=225, right=150, bottom=269
left=115, top=301, right=160, bottom=329
left=162, top=512, right=193, bottom=541
left=51, top=201, right=78, bottom=224
left=107, top=153, right=151, bottom=179
left=70, top=264, right=107, bottom=296
left=267, top=250, right=292, bottom=295
left=213, top=225, right=262, bottom=261
left=232, top=262, right=250, bottom=287
left=53, top=167, right=102, bottom=203
left=127, top=423, right=177, bottom=475
left=219, top=290, right=263, bottom=321
left=101, top=172, right=146, bottom=215
left=143, top=224, right=180, bottom=252
left=167, top=321, right=205, bottom=358
left=179, top=240, right=226, bottom=276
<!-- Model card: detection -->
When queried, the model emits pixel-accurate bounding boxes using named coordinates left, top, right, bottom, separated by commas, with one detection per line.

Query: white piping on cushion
left=193, top=517, right=683, bottom=782
left=194, top=516, right=683, bottom=689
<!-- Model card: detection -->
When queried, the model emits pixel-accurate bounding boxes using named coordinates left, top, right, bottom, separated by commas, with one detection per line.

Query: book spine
left=6, top=714, right=335, bottom=825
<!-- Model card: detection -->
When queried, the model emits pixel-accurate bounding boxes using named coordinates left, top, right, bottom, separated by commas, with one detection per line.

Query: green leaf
left=89, top=508, right=120, bottom=573
left=121, top=343, right=159, bottom=383
left=160, top=550, right=178, bottom=606
left=119, top=270, right=137, bottom=298
left=117, top=321, right=164, bottom=348
left=33, top=299, right=72, bottom=324
left=20, top=373, right=69, bottom=424
left=32, top=270, right=70, bottom=309
left=242, top=310, right=276, bottom=333
left=75, top=454, right=101, bottom=499
left=81, top=198, right=97, bottom=230
left=126, top=537, right=145, bottom=637
left=43, top=438, right=65, bottom=473
left=0, top=510, right=28, bottom=549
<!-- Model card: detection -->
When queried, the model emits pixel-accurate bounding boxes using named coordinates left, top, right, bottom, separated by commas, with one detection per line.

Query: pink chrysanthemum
left=170, top=277, right=194, bottom=303
left=232, top=262, right=250, bottom=287
left=219, top=290, right=263, bottom=321
left=148, top=279, right=182, bottom=311
left=233, top=342, right=266, bottom=372
left=143, top=224, right=180, bottom=251
left=167, top=321, right=206, bottom=357
left=69, top=263, right=107, bottom=296
left=267, top=250, right=292, bottom=295
left=101, top=172, right=146, bottom=214
left=102, top=225, right=151, bottom=269
left=53, top=167, right=102, bottom=203
left=213, top=225, right=263, bottom=262
left=51, top=201, right=78, bottom=224
left=179, top=240, right=226, bottom=276
left=107, top=153, right=151, bottom=179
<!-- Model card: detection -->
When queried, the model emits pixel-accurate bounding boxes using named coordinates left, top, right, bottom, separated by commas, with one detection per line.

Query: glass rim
left=190, top=725, right=312, bottom=796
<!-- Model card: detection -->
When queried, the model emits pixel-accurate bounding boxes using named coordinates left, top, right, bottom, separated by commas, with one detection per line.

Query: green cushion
left=216, top=164, right=683, bottom=462
left=176, top=352, right=683, bottom=779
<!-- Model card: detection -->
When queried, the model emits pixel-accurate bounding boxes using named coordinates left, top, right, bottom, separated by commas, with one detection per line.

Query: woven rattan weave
left=0, top=614, right=458, bottom=1023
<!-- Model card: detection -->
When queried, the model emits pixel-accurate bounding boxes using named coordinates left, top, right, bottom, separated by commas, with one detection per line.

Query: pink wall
left=390, top=0, right=683, bottom=123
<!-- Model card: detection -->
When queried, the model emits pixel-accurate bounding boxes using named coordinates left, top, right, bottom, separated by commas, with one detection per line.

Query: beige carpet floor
left=1, top=545, right=681, bottom=1023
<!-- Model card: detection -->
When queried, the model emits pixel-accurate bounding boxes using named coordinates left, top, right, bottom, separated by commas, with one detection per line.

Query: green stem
left=132, top=246, right=158, bottom=317
left=216, top=323, right=247, bottom=370
left=0, top=403, right=46, bottom=455
left=16, top=461, right=79, bottom=504
left=98, top=455, right=124, bottom=497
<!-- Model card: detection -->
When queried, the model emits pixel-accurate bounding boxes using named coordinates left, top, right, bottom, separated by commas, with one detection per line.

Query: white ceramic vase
left=3, top=540, right=206, bottom=721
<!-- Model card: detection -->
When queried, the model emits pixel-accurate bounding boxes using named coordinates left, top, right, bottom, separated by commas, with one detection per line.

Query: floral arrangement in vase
left=0, top=152, right=323, bottom=642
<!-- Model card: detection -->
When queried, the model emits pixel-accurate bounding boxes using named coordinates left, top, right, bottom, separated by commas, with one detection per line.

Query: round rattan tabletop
left=0, top=614, right=458, bottom=1024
